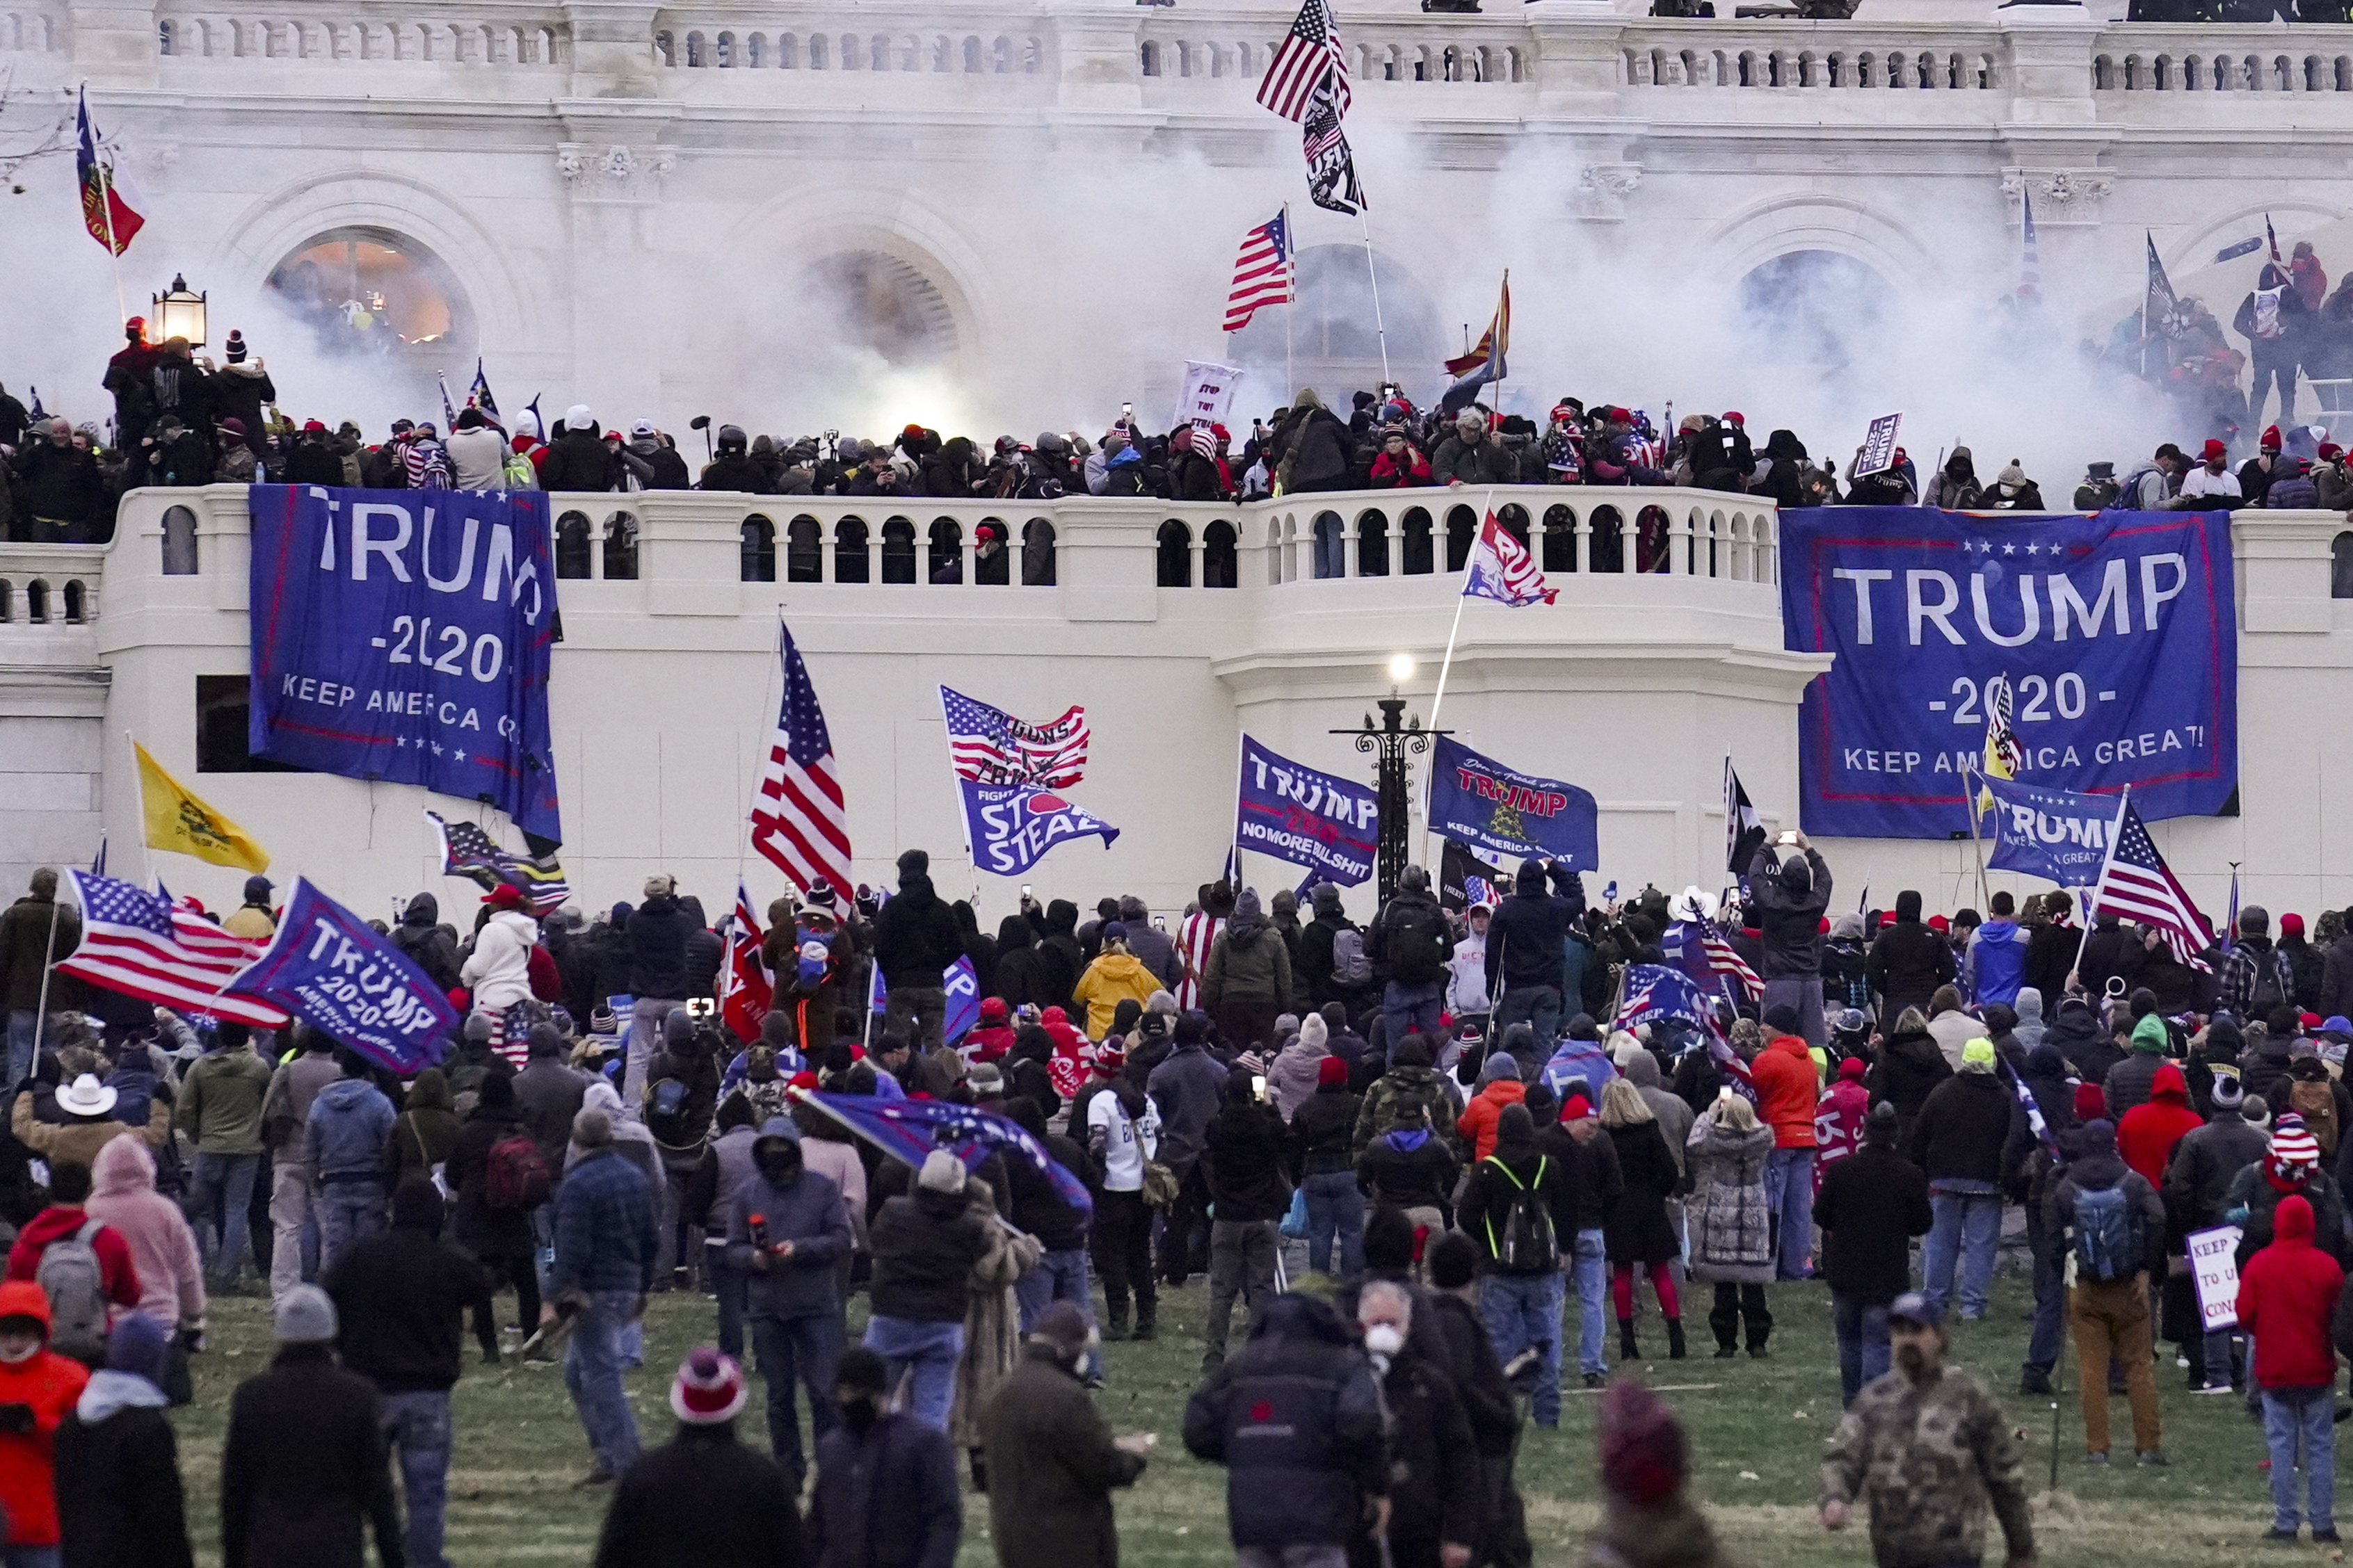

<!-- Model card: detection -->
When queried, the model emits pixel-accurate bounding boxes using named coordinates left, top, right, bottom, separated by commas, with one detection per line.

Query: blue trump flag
left=247, top=485, right=563, bottom=845
left=960, top=779, right=1118, bottom=877
left=800, top=1092, right=1093, bottom=1220
left=225, top=877, right=458, bottom=1074
left=1614, top=963, right=1712, bottom=1031
left=1235, top=735, right=1378, bottom=887
left=1427, top=734, right=1600, bottom=871
left=1980, top=775, right=2122, bottom=887
left=1779, top=506, right=2236, bottom=838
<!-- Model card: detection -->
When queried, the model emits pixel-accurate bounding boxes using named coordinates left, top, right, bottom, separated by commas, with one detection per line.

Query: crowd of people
left=11, top=292, right=2353, bottom=549
left=8, top=827, right=2353, bottom=1565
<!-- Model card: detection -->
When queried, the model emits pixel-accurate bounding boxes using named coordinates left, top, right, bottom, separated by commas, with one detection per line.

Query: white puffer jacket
left=460, top=909, right=539, bottom=1010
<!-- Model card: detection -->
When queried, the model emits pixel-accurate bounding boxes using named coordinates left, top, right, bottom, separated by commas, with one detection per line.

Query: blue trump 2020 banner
left=960, top=780, right=1120, bottom=876
left=1780, top=507, right=2236, bottom=839
left=1980, top=775, right=2121, bottom=887
left=1427, top=735, right=1600, bottom=871
left=1235, top=736, right=1378, bottom=887
left=227, top=877, right=458, bottom=1074
left=247, top=485, right=563, bottom=845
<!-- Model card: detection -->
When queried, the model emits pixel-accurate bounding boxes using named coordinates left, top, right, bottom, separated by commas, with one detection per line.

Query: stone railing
left=1619, top=19, right=2001, bottom=90
left=1134, top=14, right=1534, bottom=86
left=2091, top=26, right=2353, bottom=91
left=0, top=544, right=104, bottom=629
left=153, top=4, right=570, bottom=63
left=648, top=9, right=1044, bottom=74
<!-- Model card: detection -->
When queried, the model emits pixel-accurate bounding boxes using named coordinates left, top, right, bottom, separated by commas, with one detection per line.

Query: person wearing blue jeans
left=564, top=1289, right=646, bottom=1476
left=186, top=1151, right=263, bottom=1284
left=1922, top=1185, right=2002, bottom=1319
left=724, top=1120, right=855, bottom=1485
left=1494, top=985, right=1561, bottom=1056
left=1462, top=1104, right=1580, bottom=1420
left=1760, top=1147, right=1816, bottom=1282
left=1831, top=1295, right=1890, bottom=1407
left=549, top=1107, right=657, bottom=1482
left=1815, top=1099, right=1934, bottom=1407
left=1300, top=1171, right=1365, bottom=1279
left=2021, top=1218, right=2066, bottom=1392
left=864, top=1149, right=991, bottom=1432
left=2263, top=1387, right=2338, bottom=1541
left=1479, top=1270, right=1567, bottom=1426
left=1014, top=1247, right=1093, bottom=1331
left=1381, top=982, right=1445, bottom=1058
left=1570, top=1227, right=1609, bottom=1378
left=380, top=1391, right=453, bottom=1568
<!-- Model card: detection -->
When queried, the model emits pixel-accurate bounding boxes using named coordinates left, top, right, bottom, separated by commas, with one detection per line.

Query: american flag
left=1223, top=210, right=1294, bottom=334
left=1662, top=916, right=1763, bottom=1003
left=1463, top=510, right=1557, bottom=607
left=750, top=623, right=853, bottom=899
left=2092, top=800, right=2214, bottom=971
left=427, top=811, right=570, bottom=914
left=1302, top=88, right=1365, bottom=216
left=58, top=871, right=289, bottom=1028
left=940, top=686, right=1089, bottom=789
left=1256, top=0, right=1349, bottom=122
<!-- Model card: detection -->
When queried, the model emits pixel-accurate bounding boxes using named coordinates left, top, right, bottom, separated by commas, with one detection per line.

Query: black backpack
left=2249, top=952, right=2288, bottom=1017
left=1383, top=900, right=1449, bottom=985
left=1483, top=1156, right=1561, bottom=1275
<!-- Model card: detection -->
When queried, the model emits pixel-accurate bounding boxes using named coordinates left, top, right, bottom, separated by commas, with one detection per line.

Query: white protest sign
left=2187, top=1223, right=2242, bottom=1332
left=1175, top=360, right=1243, bottom=453
left=1854, top=412, right=1903, bottom=476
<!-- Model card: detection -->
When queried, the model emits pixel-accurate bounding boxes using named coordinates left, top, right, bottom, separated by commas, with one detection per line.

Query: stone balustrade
left=153, top=7, right=570, bottom=63
left=0, top=544, right=102, bottom=631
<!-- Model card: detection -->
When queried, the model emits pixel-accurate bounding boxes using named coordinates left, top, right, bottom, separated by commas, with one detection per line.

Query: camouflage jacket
left=1821, top=1364, right=2032, bottom=1568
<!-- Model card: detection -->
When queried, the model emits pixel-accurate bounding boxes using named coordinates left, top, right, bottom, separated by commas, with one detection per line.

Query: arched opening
left=602, top=511, right=639, bottom=579
left=0, top=581, right=12, bottom=622
left=786, top=516, right=824, bottom=582
left=1156, top=520, right=1191, bottom=587
left=1266, top=519, right=1284, bottom=586
left=926, top=517, right=961, bottom=581
left=1021, top=518, right=1056, bottom=585
left=1355, top=510, right=1390, bottom=577
left=1734, top=249, right=1895, bottom=374
left=1312, top=510, right=1344, bottom=579
left=1224, top=245, right=1443, bottom=405
left=1445, top=506, right=1477, bottom=572
left=2334, top=531, right=2353, bottom=598
left=1638, top=506, right=1671, bottom=574
left=741, top=515, right=776, bottom=582
left=62, top=581, right=86, bottom=623
left=1590, top=506, right=1626, bottom=574
left=1204, top=521, right=1237, bottom=588
left=555, top=511, right=593, bottom=579
left=801, top=251, right=959, bottom=366
left=1542, top=504, right=1577, bottom=572
left=834, top=517, right=870, bottom=583
left=27, top=579, right=49, bottom=623
left=1402, top=508, right=1435, bottom=575
left=161, top=505, right=200, bottom=575
left=264, top=227, right=477, bottom=373
left=880, top=517, right=917, bottom=583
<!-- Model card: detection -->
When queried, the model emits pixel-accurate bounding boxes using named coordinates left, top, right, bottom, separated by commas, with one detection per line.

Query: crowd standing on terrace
left=11, top=281, right=2353, bottom=549
left=9, top=835, right=2353, bottom=1562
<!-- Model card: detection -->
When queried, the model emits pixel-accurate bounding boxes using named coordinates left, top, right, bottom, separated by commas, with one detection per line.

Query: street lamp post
left=1334, top=695, right=1449, bottom=906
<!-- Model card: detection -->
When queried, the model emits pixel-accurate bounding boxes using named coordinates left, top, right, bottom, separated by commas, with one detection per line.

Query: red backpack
left=485, top=1130, right=552, bottom=1211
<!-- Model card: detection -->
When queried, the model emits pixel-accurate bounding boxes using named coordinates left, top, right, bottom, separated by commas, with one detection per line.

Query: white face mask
left=0, top=1334, right=40, bottom=1364
left=1363, top=1323, right=1405, bottom=1358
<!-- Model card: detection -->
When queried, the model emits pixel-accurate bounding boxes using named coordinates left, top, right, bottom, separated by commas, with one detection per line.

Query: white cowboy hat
left=1671, top=885, right=1717, bottom=924
left=57, top=1073, right=118, bottom=1117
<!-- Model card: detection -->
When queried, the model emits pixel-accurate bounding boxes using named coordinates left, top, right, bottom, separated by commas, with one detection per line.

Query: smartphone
left=1251, top=1074, right=1268, bottom=1101
left=1021, top=883, right=1033, bottom=900
left=1121, top=401, right=1133, bottom=418
left=1153, top=916, right=1167, bottom=931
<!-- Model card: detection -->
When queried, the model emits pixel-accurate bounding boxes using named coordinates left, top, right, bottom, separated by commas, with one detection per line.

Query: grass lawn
left=161, top=1266, right=2321, bottom=1567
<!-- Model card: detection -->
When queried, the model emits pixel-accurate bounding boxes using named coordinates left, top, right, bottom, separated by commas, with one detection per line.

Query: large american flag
left=1463, top=510, right=1557, bottom=607
left=58, top=871, right=289, bottom=1027
left=1223, top=210, right=1294, bottom=334
left=750, top=623, right=853, bottom=899
left=1256, top=0, right=1349, bottom=122
left=2092, top=800, right=2213, bottom=971
left=940, top=686, right=1089, bottom=789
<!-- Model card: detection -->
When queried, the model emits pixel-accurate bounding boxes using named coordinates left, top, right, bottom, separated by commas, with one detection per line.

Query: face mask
left=0, top=1335, right=40, bottom=1365
left=1363, top=1324, right=1404, bottom=1358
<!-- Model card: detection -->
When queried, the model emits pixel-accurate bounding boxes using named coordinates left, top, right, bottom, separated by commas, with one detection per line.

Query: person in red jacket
left=0, top=1279, right=93, bottom=1563
left=1812, top=1056, right=1870, bottom=1196
left=1750, top=1005, right=1822, bottom=1282
left=2117, top=1062, right=2203, bottom=1188
left=2238, top=1193, right=2345, bottom=1544
left=3, top=1163, right=143, bottom=1350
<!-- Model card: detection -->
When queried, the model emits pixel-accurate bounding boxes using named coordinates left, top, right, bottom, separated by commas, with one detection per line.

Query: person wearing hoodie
left=1203, top=890, right=1295, bottom=1053
left=1366, top=865, right=1454, bottom=1051
left=2046, top=1117, right=2168, bottom=1464
left=1865, top=1006, right=1950, bottom=1155
left=2040, top=992, right=2107, bottom=1078
left=1070, top=923, right=1160, bottom=1044
left=1109, top=896, right=1181, bottom=993
left=1865, top=891, right=1955, bottom=1022
left=2239, top=1193, right=2345, bottom=1544
left=1920, top=987, right=1981, bottom=1072
left=303, top=1052, right=398, bottom=1275
left=1815, top=1102, right=1932, bottom=1408
left=1461, top=1103, right=1579, bottom=1422
left=442, top=407, right=506, bottom=490
left=623, top=875, right=696, bottom=1106
left=1486, top=859, right=1587, bottom=1050
left=385, top=1070, right=462, bottom=1194
left=2101, top=1012, right=2174, bottom=1122
left=0, top=1279, right=93, bottom=1566
left=1354, top=1035, right=1456, bottom=1153
left=259, top=1026, right=344, bottom=1303
left=1458, top=1048, right=1529, bottom=1163
left=870, top=851, right=965, bottom=1053
left=1289, top=1056, right=1363, bottom=1279
left=2169, top=1074, right=2269, bottom=1392
left=1960, top=891, right=2032, bottom=1009
left=445, top=1072, right=544, bottom=1364
left=2222, top=905, right=2299, bottom=1022
left=1749, top=1005, right=1822, bottom=1282
left=1909, top=1038, right=2019, bottom=1322
left=386, top=894, right=461, bottom=1005
left=54, top=1309, right=190, bottom=1568
left=6, top=1158, right=143, bottom=1366
left=324, top=1179, right=492, bottom=1568
left=84, top=1138, right=204, bottom=1386
left=1265, top=1012, right=1329, bottom=1122
left=1200, top=1067, right=1290, bottom=1372
left=864, top=1149, right=991, bottom=1433
left=1747, top=838, right=1833, bottom=1047
left=724, top=1114, right=853, bottom=1485
left=2118, top=1062, right=2202, bottom=1190
left=175, top=1021, right=273, bottom=1288
left=2023, top=894, right=2079, bottom=1005
left=2009, top=986, right=2048, bottom=1055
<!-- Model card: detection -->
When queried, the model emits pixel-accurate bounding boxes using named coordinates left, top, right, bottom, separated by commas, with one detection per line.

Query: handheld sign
left=2187, top=1224, right=2242, bottom=1332
left=1854, top=412, right=1903, bottom=477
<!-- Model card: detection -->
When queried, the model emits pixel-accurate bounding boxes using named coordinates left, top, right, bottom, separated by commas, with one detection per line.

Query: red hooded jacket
left=0, top=1280, right=90, bottom=1547
left=3, top=1206, right=143, bottom=1311
left=2117, top=1062, right=2203, bottom=1188
left=1751, top=1031, right=1821, bottom=1149
left=2238, top=1193, right=2346, bottom=1390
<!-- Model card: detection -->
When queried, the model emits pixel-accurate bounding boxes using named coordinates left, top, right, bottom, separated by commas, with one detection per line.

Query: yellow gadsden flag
left=135, top=741, right=270, bottom=873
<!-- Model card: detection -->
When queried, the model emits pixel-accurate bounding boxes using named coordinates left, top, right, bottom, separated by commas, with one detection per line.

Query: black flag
left=1724, top=759, right=1765, bottom=875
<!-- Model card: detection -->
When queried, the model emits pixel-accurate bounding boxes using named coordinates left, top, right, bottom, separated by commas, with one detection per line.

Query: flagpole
left=2070, top=785, right=2134, bottom=988
left=1357, top=209, right=1390, bottom=387
left=1961, top=758, right=1991, bottom=912
left=738, top=611, right=783, bottom=896
left=81, top=90, right=131, bottom=331
left=1283, top=202, right=1296, bottom=398
left=782, top=1085, right=1031, bottom=1238
left=1232, top=729, right=1247, bottom=887
left=1491, top=268, right=1508, bottom=415
left=936, top=684, right=985, bottom=912
left=1419, top=487, right=1488, bottom=869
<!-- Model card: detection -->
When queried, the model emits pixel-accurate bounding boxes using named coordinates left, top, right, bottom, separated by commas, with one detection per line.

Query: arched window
left=0, top=580, right=12, bottom=622
left=1021, top=519, right=1057, bottom=585
left=555, top=512, right=593, bottom=579
left=740, top=515, right=776, bottom=582
left=1402, top=508, right=1434, bottom=575
left=926, top=517, right=961, bottom=581
left=602, top=512, right=639, bottom=580
left=1589, top=506, right=1625, bottom=573
left=786, top=517, right=824, bottom=582
left=1156, top=520, right=1191, bottom=587
left=264, top=227, right=478, bottom=373
left=1542, top=504, right=1577, bottom=572
left=158, top=18, right=173, bottom=53
left=1445, top=506, right=1477, bottom=572
left=1735, top=250, right=1894, bottom=372
left=1204, top=522, right=1237, bottom=588
left=1355, top=510, right=1389, bottom=576
left=881, top=517, right=917, bottom=583
left=834, top=517, right=869, bottom=583
left=162, top=505, right=199, bottom=574
left=1312, top=511, right=1344, bottom=578
left=27, top=580, right=49, bottom=623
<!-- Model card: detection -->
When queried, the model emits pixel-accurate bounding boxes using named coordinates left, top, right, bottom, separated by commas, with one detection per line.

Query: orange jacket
left=0, top=1280, right=91, bottom=1548
left=1750, top=1033, right=1821, bottom=1148
left=1456, top=1077, right=1526, bottom=1161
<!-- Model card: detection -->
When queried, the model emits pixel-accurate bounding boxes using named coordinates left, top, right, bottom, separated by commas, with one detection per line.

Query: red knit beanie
left=1317, top=1055, right=1349, bottom=1087
left=1598, top=1377, right=1687, bottom=1506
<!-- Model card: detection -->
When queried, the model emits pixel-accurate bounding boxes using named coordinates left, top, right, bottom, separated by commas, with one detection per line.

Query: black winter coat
left=1909, top=1071, right=2020, bottom=1186
left=1601, top=1120, right=1680, bottom=1263
left=804, top=1412, right=961, bottom=1568
left=1868, top=921, right=1956, bottom=1019
left=1205, top=1099, right=1292, bottom=1221
left=323, top=1221, right=492, bottom=1393
left=55, top=1398, right=193, bottom=1568
left=1370, top=1351, right=1480, bottom=1558
left=1865, top=1028, right=1952, bottom=1150
left=1485, top=866, right=1586, bottom=994
left=869, top=875, right=966, bottom=992
left=1814, top=1144, right=1933, bottom=1301
left=220, top=1345, right=403, bottom=1568
left=595, top=1423, right=803, bottom=1568
left=1280, top=406, right=1353, bottom=492
left=1426, top=1292, right=1519, bottom=1456
left=1290, top=1083, right=1360, bottom=1177
left=867, top=1186, right=990, bottom=1322
left=448, top=1103, right=543, bottom=1256
left=284, top=437, right=346, bottom=487
left=1747, top=847, right=1831, bottom=976
left=539, top=426, right=619, bottom=492
left=2076, top=923, right=2142, bottom=1002
left=628, top=894, right=692, bottom=1001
